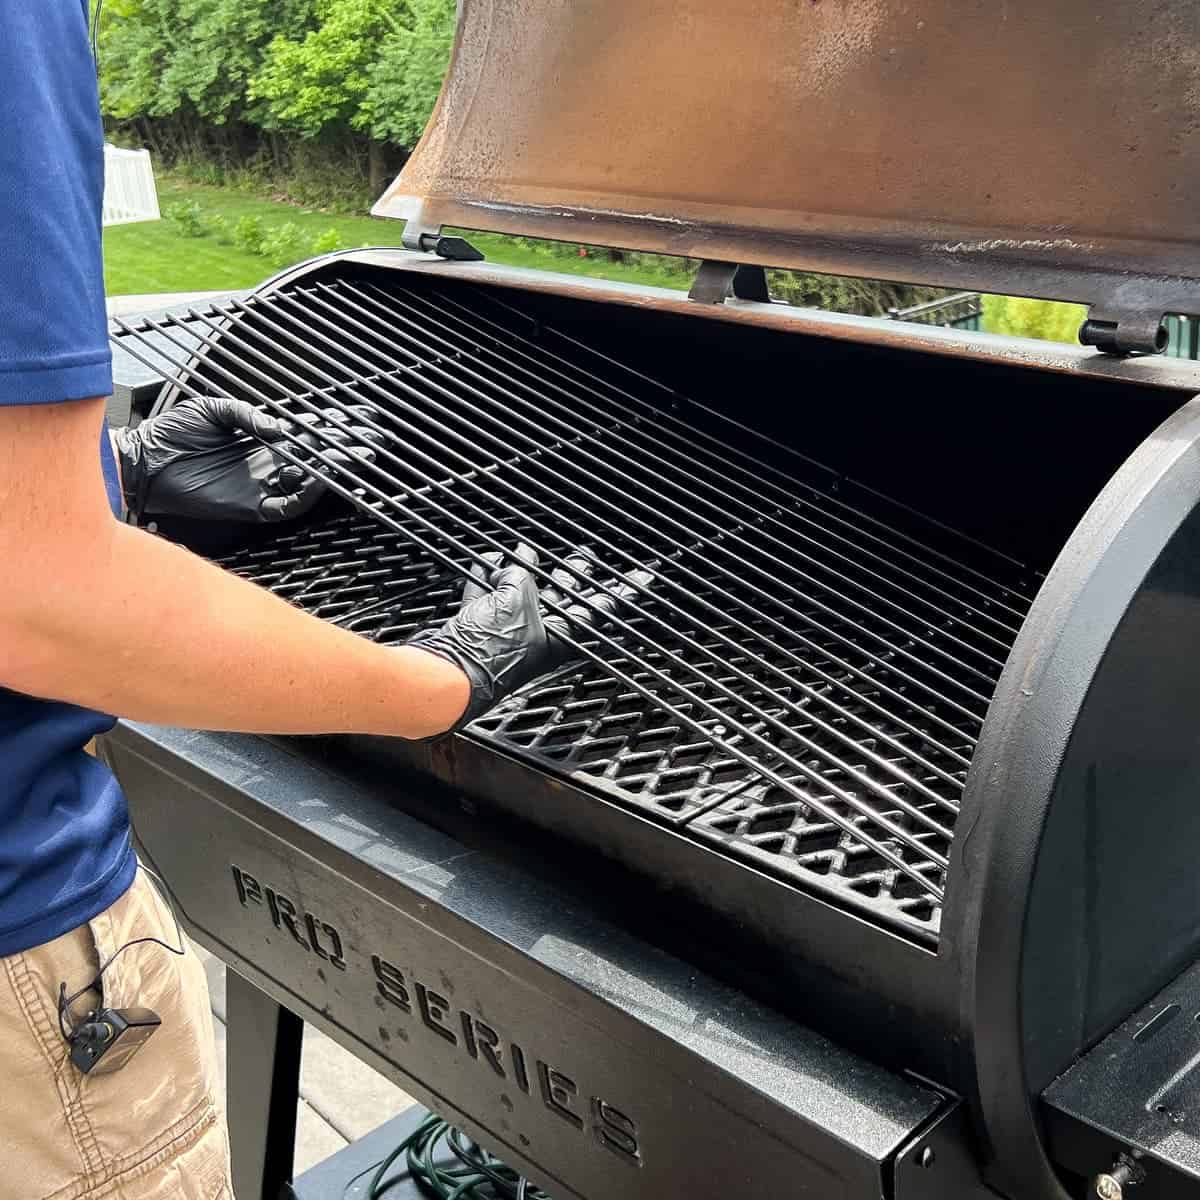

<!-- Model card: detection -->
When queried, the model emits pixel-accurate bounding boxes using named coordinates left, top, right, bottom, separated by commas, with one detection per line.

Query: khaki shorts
left=0, top=869, right=232, bottom=1199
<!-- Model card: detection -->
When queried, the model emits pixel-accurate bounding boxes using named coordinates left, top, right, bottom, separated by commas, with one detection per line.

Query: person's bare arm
left=0, top=397, right=469, bottom=737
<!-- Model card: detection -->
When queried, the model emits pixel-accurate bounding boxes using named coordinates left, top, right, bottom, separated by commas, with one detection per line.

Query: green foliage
left=769, top=270, right=946, bottom=318
left=99, top=0, right=450, bottom=200
left=165, top=199, right=207, bottom=236
left=150, top=189, right=327, bottom=272
left=982, top=296, right=1085, bottom=344
left=173, top=155, right=231, bottom=187
left=259, top=220, right=308, bottom=267
left=100, top=0, right=320, bottom=127
left=361, top=0, right=455, bottom=145
left=233, top=214, right=268, bottom=254
left=249, top=0, right=409, bottom=137
left=310, top=228, right=347, bottom=255
left=207, top=214, right=236, bottom=244
left=95, top=0, right=172, bottom=121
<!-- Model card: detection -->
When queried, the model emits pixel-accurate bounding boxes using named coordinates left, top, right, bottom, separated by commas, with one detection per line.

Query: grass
left=104, top=176, right=694, bottom=296
left=105, top=177, right=1088, bottom=348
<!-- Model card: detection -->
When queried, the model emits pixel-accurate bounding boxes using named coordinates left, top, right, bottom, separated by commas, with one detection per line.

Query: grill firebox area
left=113, top=273, right=1038, bottom=944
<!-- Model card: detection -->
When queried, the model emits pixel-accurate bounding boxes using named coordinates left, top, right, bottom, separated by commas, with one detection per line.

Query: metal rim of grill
left=110, top=273, right=1040, bottom=942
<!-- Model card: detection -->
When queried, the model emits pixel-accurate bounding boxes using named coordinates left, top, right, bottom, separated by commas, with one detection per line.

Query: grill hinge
left=1078, top=297, right=1168, bottom=357
left=688, top=260, right=770, bottom=304
left=401, top=220, right=485, bottom=262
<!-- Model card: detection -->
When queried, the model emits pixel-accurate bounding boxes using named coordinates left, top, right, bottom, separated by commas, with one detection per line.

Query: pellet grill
left=102, top=2, right=1200, bottom=1198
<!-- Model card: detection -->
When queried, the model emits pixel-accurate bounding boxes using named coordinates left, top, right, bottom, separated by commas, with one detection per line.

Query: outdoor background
left=99, top=0, right=1084, bottom=343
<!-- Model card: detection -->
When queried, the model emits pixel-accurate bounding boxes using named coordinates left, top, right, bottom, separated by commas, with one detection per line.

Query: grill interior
left=111, top=274, right=1040, bottom=942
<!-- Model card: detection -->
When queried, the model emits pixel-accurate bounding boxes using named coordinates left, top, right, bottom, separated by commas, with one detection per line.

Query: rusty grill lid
left=375, top=0, right=1200, bottom=352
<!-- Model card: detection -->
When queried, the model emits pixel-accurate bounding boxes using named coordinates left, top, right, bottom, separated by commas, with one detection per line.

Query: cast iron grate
left=112, top=274, right=1039, bottom=941
left=215, top=508, right=983, bottom=932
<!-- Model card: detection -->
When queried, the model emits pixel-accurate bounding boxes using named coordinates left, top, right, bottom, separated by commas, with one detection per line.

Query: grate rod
left=281, top=286, right=992, bottom=721
left=376, top=284, right=1024, bottom=647
left=180, top=299, right=961, bottom=831
left=471, top=282, right=1037, bottom=598
left=342, top=283, right=1008, bottom=680
left=425, top=286, right=1036, bottom=616
left=343, top=281, right=1011, bottom=670
left=184, top=286, right=996, bottom=747
left=112, top=311, right=950, bottom=893
left=241, top=291, right=974, bottom=782
left=212, top=296, right=969, bottom=807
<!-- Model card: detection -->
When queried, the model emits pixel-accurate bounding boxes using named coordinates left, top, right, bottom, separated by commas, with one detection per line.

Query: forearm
left=1, top=517, right=468, bottom=737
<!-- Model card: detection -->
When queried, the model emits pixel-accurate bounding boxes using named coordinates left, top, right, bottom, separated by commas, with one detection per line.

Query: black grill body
left=115, top=250, right=1200, bottom=1200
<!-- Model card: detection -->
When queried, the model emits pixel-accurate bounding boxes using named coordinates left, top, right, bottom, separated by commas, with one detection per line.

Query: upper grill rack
left=110, top=273, right=1038, bottom=941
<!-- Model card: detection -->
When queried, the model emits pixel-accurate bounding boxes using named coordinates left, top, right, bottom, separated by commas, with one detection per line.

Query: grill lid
left=375, top=0, right=1200, bottom=352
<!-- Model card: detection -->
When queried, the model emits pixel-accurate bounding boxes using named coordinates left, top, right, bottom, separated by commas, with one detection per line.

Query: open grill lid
left=375, top=0, right=1200, bottom=353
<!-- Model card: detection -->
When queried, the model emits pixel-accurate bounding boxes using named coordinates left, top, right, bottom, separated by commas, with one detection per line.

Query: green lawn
left=105, top=179, right=1086, bottom=347
left=104, top=178, right=693, bottom=296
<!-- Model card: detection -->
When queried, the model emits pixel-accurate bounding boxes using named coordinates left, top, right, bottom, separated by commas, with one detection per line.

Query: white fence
left=102, top=144, right=161, bottom=227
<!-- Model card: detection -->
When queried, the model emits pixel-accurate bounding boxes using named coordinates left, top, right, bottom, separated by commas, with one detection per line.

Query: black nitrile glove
left=112, top=397, right=378, bottom=523
left=409, top=543, right=653, bottom=731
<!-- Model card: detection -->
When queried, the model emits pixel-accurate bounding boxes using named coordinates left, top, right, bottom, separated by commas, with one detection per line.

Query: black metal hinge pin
left=401, top=221, right=484, bottom=262
left=1078, top=315, right=1168, bottom=357
left=415, top=233, right=485, bottom=262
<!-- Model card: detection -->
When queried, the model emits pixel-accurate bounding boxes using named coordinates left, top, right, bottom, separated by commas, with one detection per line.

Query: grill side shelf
left=1042, top=959, right=1200, bottom=1197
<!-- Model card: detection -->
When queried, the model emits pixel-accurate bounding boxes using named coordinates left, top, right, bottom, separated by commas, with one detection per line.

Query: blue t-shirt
left=0, top=2, right=135, bottom=957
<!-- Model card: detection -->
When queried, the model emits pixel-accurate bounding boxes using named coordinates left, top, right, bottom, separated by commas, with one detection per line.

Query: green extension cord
left=364, top=1114, right=551, bottom=1200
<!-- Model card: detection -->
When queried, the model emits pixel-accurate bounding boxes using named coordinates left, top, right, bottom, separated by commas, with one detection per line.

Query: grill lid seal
left=375, top=0, right=1200, bottom=348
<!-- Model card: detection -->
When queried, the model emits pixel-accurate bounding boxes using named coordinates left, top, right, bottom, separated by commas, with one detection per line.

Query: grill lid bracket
left=688, top=261, right=771, bottom=305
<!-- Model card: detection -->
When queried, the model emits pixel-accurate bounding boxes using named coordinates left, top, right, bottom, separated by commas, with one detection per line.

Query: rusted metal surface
left=376, top=0, right=1200, bottom=336
left=326, top=249, right=1200, bottom=393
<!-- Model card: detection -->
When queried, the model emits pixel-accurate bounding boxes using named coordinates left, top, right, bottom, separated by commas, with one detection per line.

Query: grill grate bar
left=346, top=282, right=1014, bottom=673
left=304, top=283, right=995, bottom=727
left=423, top=286, right=1037, bottom=620
left=112, top=309, right=958, bottom=894
left=173, top=297, right=961, bottom=838
left=344, top=281, right=1014, bottom=676
left=251, top=287, right=979, bottom=775
left=388, top=283, right=1028, bottom=644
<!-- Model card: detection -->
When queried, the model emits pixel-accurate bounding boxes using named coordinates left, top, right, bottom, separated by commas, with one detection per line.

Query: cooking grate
left=111, top=273, right=1039, bottom=940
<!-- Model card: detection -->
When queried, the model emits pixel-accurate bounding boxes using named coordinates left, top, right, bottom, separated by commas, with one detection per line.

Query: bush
left=172, top=155, right=228, bottom=188
left=983, top=296, right=1086, bottom=344
left=310, top=228, right=346, bottom=256
left=165, top=200, right=207, bottom=237
left=206, top=214, right=235, bottom=245
left=259, top=221, right=308, bottom=268
left=233, top=214, right=267, bottom=255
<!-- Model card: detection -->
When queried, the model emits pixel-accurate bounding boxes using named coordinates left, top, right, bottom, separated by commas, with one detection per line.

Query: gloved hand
left=112, top=397, right=377, bottom=523
left=408, top=543, right=653, bottom=731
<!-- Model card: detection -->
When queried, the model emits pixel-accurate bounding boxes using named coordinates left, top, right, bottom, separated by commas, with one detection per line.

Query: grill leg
left=226, top=968, right=303, bottom=1200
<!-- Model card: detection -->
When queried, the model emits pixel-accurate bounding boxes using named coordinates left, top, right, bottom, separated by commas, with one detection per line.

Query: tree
left=249, top=0, right=409, bottom=137
left=360, top=0, right=456, bottom=150
left=101, top=0, right=318, bottom=128
left=982, top=296, right=1085, bottom=344
left=768, top=270, right=948, bottom=318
